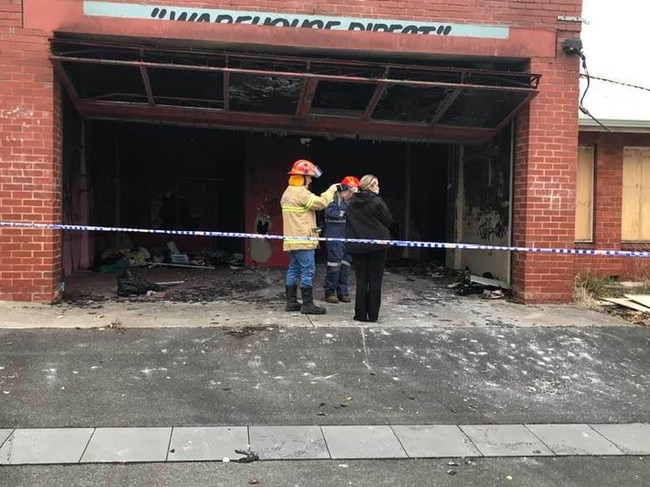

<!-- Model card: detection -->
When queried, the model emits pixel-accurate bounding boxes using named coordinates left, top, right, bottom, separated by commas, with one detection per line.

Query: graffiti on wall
left=463, top=131, right=511, bottom=245
left=477, top=213, right=507, bottom=243
left=83, top=1, right=510, bottom=39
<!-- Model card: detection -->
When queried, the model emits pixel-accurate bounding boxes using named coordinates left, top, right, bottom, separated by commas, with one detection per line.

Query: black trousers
left=352, top=250, right=387, bottom=322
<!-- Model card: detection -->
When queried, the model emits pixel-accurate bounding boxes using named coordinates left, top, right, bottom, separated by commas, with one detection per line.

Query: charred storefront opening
left=61, top=114, right=452, bottom=274
left=57, top=35, right=533, bottom=282
left=62, top=116, right=248, bottom=275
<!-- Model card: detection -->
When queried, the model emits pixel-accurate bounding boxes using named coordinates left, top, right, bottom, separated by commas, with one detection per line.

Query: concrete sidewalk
left=2, top=423, right=649, bottom=465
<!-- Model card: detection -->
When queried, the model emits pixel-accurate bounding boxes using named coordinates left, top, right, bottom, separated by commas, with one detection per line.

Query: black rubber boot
left=300, top=286, right=326, bottom=315
left=285, top=285, right=301, bottom=312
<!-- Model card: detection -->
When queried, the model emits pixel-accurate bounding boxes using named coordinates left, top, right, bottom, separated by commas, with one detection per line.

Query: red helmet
left=340, top=176, right=360, bottom=190
left=288, top=159, right=323, bottom=178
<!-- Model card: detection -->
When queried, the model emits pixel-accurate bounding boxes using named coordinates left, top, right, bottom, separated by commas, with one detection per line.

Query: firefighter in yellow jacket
left=281, top=159, right=339, bottom=314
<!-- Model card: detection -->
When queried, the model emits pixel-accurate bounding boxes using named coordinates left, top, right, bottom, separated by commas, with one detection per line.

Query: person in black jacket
left=346, top=174, right=393, bottom=322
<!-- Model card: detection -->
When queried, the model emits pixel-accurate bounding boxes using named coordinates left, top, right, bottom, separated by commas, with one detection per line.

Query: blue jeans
left=286, top=250, right=316, bottom=287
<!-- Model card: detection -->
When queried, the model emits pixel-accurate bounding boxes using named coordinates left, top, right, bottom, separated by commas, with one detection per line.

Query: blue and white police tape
left=1, top=220, right=649, bottom=257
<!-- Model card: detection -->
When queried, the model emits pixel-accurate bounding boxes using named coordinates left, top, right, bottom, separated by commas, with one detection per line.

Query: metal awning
left=51, top=36, right=540, bottom=142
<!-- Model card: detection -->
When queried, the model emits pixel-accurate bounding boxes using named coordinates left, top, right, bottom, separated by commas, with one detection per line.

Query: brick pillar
left=0, top=1, right=62, bottom=302
left=512, top=53, right=580, bottom=303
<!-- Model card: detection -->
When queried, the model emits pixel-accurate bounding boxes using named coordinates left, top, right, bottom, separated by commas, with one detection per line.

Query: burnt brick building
left=1, top=0, right=591, bottom=302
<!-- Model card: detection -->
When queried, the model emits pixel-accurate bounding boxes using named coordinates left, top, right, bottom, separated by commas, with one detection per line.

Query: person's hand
left=328, top=183, right=340, bottom=192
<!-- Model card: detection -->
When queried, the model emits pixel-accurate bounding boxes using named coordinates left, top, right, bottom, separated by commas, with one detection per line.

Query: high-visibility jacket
left=281, top=185, right=335, bottom=251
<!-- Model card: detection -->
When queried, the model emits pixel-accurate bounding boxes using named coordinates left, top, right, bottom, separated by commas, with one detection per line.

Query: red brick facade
left=0, top=0, right=63, bottom=302
left=512, top=53, right=581, bottom=303
left=576, top=132, right=650, bottom=280
left=1, top=0, right=584, bottom=302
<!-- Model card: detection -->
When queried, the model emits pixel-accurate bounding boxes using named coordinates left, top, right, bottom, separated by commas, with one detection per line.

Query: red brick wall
left=511, top=39, right=581, bottom=303
left=0, top=0, right=62, bottom=302
left=102, top=0, right=581, bottom=27
left=576, top=132, right=650, bottom=280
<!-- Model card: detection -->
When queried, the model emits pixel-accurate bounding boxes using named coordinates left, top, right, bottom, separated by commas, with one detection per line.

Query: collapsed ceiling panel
left=50, top=35, right=540, bottom=142
left=230, top=75, right=302, bottom=114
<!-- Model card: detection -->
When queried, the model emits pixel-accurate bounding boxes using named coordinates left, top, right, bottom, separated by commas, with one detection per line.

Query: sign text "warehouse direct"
left=83, top=2, right=510, bottom=40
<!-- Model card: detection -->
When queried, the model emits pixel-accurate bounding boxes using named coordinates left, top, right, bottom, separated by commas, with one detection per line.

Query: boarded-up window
left=575, top=146, right=594, bottom=241
left=622, top=147, right=650, bottom=242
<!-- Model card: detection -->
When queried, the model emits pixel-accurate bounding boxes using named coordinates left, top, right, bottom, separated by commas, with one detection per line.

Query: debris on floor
left=601, top=294, right=650, bottom=325
left=451, top=273, right=510, bottom=299
left=624, top=294, right=650, bottom=309
left=98, top=240, right=243, bottom=272
left=574, top=275, right=650, bottom=326
left=225, top=325, right=273, bottom=339
left=61, top=261, right=519, bottom=310
left=116, top=269, right=162, bottom=297
left=106, top=319, right=126, bottom=334
left=234, top=448, right=260, bottom=463
left=603, top=297, right=650, bottom=313
left=387, top=261, right=450, bottom=279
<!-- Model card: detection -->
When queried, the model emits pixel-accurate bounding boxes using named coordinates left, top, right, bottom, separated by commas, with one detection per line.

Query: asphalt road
left=1, top=325, right=648, bottom=427
left=2, top=457, right=648, bottom=487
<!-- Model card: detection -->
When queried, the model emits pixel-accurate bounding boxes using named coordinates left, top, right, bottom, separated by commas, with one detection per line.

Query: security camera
left=562, top=39, right=583, bottom=55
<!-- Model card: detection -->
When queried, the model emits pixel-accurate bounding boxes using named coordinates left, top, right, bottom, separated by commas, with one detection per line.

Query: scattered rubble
left=106, top=319, right=126, bottom=334
left=225, top=326, right=274, bottom=339
left=117, top=269, right=162, bottom=297
left=451, top=273, right=510, bottom=299
left=63, top=262, right=516, bottom=309
left=98, top=240, right=243, bottom=273
left=234, top=448, right=260, bottom=463
left=575, top=275, right=650, bottom=326
left=165, top=278, right=274, bottom=302
left=603, top=297, right=650, bottom=314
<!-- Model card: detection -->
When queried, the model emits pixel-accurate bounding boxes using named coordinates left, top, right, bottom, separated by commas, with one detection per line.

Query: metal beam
left=494, top=91, right=539, bottom=133
left=295, top=78, right=318, bottom=118
left=428, top=88, right=463, bottom=125
left=50, top=55, right=538, bottom=94
left=223, top=71, right=230, bottom=111
left=79, top=101, right=495, bottom=143
left=51, top=37, right=539, bottom=83
left=362, top=84, right=387, bottom=121
left=51, top=60, right=83, bottom=115
left=139, top=66, right=155, bottom=106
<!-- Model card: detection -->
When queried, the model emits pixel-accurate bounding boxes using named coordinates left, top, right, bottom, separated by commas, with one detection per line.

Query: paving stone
left=460, top=424, right=554, bottom=457
left=80, top=427, right=172, bottom=463
left=0, top=429, right=13, bottom=447
left=526, top=424, right=622, bottom=456
left=391, top=425, right=482, bottom=458
left=250, top=426, right=329, bottom=460
left=0, top=428, right=93, bottom=465
left=168, top=427, right=248, bottom=461
left=322, top=425, right=407, bottom=459
left=590, top=423, right=650, bottom=454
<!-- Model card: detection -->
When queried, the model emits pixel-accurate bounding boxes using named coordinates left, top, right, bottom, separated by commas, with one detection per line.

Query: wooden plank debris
left=624, top=294, right=650, bottom=309
left=603, top=297, right=650, bottom=313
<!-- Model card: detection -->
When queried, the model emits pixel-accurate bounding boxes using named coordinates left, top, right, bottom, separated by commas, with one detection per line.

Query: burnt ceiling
left=51, top=36, right=540, bottom=142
